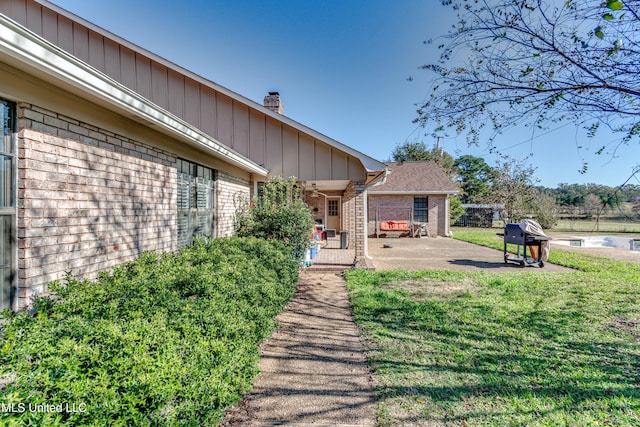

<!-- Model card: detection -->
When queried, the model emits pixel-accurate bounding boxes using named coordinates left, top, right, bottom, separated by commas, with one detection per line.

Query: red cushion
left=380, top=221, right=409, bottom=231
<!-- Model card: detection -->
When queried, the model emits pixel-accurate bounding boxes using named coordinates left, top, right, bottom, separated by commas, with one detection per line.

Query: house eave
left=33, top=0, right=385, bottom=177
left=369, top=190, right=460, bottom=196
left=0, top=13, right=269, bottom=177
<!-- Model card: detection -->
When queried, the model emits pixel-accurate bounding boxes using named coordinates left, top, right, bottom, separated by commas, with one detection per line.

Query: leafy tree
left=391, top=141, right=431, bottom=162
left=236, top=176, right=314, bottom=260
left=633, top=199, right=640, bottom=220
left=417, top=1, right=640, bottom=155
left=625, top=184, right=640, bottom=203
left=487, top=156, right=558, bottom=227
left=391, top=141, right=455, bottom=173
left=453, top=154, right=495, bottom=203
left=546, top=181, right=640, bottom=207
left=485, top=156, right=539, bottom=223
left=449, top=194, right=466, bottom=224
left=553, top=183, right=588, bottom=207
left=531, top=192, right=559, bottom=229
left=428, top=145, right=456, bottom=173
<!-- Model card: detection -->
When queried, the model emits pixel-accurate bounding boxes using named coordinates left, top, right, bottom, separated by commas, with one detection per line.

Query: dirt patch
left=0, top=373, right=15, bottom=392
left=608, top=316, right=640, bottom=336
left=387, top=277, right=479, bottom=301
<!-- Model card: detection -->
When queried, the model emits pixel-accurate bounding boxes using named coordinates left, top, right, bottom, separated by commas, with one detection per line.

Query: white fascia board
left=369, top=190, right=460, bottom=195
left=0, top=14, right=268, bottom=176
left=34, top=0, right=386, bottom=175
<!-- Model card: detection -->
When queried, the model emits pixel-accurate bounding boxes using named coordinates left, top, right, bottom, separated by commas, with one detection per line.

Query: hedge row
left=0, top=237, right=298, bottom=426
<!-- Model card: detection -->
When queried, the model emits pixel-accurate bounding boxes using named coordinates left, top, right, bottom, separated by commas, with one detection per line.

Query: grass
left=553, top=220, right=640, bottom=234
left=488, top=220, right=640, bottom=234
left=451, top=227, right=637, bottom=272
left=346, top=231, right=640, bottom=426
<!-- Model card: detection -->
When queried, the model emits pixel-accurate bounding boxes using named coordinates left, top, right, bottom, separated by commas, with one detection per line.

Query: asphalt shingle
left=370, top=161, right=459, bottom=193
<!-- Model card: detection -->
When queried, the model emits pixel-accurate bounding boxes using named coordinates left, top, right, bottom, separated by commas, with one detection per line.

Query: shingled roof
left=369, top=161, right=459, bottom=194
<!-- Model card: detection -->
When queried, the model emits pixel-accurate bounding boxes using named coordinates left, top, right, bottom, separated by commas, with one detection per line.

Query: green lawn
left=553, top=220, right=640, bottom=234
left=487, top=220, right=640, bottom=234
left=346, top=230, right=640, bottom=426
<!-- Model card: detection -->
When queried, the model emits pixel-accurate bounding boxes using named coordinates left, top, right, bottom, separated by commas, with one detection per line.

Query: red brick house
left=368, top=161, right=459, bottom=238
left=0, top=0, right=387, bottom=310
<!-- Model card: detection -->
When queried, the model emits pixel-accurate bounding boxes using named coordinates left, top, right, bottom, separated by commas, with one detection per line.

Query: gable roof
left=369, top=161, right=459, bottom=194
left=0, top=12, right=269, bottom=176
left=20, top=0, right=386, bottom=178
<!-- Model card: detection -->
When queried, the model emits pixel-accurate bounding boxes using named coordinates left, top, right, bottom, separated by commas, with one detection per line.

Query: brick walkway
left=306, top=237, right=356, bottom=272
left=221, top=273, right=376, bottom=426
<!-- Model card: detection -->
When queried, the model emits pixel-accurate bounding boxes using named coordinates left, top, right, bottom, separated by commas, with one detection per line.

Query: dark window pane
left=1, top=102, right=14, bottom=154
left=0, top=156, right=12, bottom=208
left=328, top=200, right=339, bottom=216
left=414, top=197, right=428, bottom=223
left=0, top=215, right=12, bottom=268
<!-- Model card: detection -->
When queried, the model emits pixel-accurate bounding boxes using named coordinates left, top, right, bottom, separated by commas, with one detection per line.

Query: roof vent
left=263, top=91, right=284, bottom=115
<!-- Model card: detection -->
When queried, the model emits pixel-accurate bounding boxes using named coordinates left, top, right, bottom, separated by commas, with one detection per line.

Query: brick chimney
left=263, top=91, right=284, bottom=114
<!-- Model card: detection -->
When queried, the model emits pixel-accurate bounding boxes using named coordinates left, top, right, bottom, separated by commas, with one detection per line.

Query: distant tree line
left=542, top=183, right=640, bottom=208
left=390, top=141, right=640, bottom=228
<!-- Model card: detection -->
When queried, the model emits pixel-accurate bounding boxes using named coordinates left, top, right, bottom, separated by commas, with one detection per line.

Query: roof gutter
left=369, top=190, right=460, bottom=195
left=0, top=14, right=268, bottom=176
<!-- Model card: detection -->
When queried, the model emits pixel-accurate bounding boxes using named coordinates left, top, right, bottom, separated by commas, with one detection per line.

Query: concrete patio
left=367, top=236, right=573, bottom=272
left=303, top=235, right=582, bottom=273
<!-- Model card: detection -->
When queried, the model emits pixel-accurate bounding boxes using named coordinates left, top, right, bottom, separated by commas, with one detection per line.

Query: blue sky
left=50, top=0, right=640, bottom=188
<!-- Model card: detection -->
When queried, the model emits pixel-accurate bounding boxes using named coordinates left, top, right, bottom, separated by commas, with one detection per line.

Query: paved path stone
left=222, top=273, right=376, bottom=427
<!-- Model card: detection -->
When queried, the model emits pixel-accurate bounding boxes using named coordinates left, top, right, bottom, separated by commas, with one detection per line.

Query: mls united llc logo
left=1, top=402, right=87, bottom=413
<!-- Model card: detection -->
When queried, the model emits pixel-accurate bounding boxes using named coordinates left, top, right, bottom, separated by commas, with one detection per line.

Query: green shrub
left=0, top=237, right=297, bottom=426
left=449, top=194, right=465, bottom=225
left=236, top=176, right=315, bottom=261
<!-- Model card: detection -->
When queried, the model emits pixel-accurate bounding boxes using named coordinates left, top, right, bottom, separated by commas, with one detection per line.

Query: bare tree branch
left=418, top=0, right=640, bottom=149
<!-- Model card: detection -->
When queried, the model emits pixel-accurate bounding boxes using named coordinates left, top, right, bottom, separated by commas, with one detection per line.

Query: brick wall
left=342, top=181, right=366, bottom=257
left=342, top=183, right=355, bottom=247
left=216, top=171, right=250, bottom=237
left=305, top=193, right=326, bottom=226
left=17, top=103, right=177, bottom=309
left=368, top=194, right=450, bottom=237
left=367, top=195, right=413, bottom=236
left=353, top=182, right=367, bottom=257
left=430, top=194, right=449, bottom=236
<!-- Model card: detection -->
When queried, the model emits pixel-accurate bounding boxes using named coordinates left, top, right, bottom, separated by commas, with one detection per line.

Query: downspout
left=361, top=168, right=390, bottom=260
left=445, top=194, right=452, bottom=237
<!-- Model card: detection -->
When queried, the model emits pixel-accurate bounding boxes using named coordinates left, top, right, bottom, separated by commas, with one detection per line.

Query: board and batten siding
left=2, top=0, right=367, bottom=182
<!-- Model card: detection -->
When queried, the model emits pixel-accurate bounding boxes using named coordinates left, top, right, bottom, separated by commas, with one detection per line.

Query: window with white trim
left=414, top=196, right=428, bottom=223
left=177, top=159, right=216, bottom=247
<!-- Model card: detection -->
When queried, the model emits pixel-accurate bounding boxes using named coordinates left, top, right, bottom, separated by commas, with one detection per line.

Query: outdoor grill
left=502, top=222, right=551, bottom=268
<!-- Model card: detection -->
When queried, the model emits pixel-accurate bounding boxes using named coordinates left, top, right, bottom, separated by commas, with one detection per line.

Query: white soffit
left=304, top=180, right=352, bottom=192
